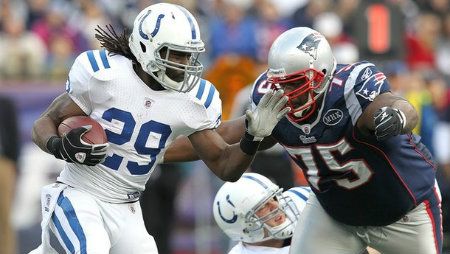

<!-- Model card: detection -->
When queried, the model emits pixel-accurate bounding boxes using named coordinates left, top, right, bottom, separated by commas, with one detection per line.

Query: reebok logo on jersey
left=323, top=109, right=343, bottom=126
left=361, top=67, right=372, bottom=81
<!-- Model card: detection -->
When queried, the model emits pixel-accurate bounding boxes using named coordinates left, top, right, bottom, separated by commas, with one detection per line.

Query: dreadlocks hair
left=95, top=24, right=138, bottom=63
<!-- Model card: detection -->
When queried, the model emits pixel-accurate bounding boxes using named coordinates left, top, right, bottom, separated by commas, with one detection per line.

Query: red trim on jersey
left=434, top=184, right=444, bottom=250
left=424, top=200, right=440, bottom=254
left=407, top=134, right=437, bottom=170
left=374, top=72, right=386, bottom=82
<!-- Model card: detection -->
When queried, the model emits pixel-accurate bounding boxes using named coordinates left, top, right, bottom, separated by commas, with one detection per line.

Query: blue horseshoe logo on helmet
left=138, top=10, right=151, bottom=40
left=139, top=10, right=165, bottom=40
left=217, top=194, right=237, bottom=223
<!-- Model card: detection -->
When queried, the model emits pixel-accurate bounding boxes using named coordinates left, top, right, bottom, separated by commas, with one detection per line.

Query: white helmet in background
left=213, top=173, right=300, bottom=243
left=129, top=3, right=205, bottom=92
left=267, top=27, right=336, bottom=122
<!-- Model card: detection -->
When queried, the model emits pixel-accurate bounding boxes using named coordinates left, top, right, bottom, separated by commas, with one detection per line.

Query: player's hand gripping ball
left=48, top=116, right=109, bottom=166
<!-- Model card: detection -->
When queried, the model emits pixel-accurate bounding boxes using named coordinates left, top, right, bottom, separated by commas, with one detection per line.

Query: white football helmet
left=213, top=173, right=299, bottom=243
left=267, top=27, right=336, bottom=122
left=129, top=3, right=205, bottom=92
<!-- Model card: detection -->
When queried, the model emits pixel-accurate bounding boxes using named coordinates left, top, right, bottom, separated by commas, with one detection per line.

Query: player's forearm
left=163, top=136, right=200, bottom=163
left=359, top=93, right=418, bottom=134
left=391, top=99, right=418, bottom=133
left=216, top=116, right=246, bottom=144
left=204, top=143, right=253, bottom=182
left=32, top=115, right=59, bottom=153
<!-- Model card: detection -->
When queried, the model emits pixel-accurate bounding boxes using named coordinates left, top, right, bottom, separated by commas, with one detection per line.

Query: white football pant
left=48, top=186, right=157, bottom=254
left=290, top=187, right=442, bottom=254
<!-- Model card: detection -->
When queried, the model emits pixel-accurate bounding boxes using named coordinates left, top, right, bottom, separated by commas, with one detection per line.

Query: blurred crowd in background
left=1, top=0, right=450, bottom=253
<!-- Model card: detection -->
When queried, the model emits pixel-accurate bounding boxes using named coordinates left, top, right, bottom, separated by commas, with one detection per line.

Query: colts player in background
left=213, top=172, right=310, bottom=254
left=30, top=3, right=288, bottom=254
left=212, top=173, right=379, bottom=254
left=165, top=27, right=442, bottom=254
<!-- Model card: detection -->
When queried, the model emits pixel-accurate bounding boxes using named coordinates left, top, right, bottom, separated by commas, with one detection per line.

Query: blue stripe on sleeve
left=86, top=51, right=99, bottom=72
left=52, top=212, right=76, bottom=253
left=215, top=114, right=222, bottom=126
left=287, top=189, right=309, bottom=202
left=99, top=49, right=110, bottom=69
left=204, top=84, right=216, bottom=109
left=58, top=195, right=87, bottom=254
left=196, top=79, right=206, bottom=100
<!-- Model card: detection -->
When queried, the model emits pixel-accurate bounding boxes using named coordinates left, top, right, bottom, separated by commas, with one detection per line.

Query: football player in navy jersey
left=165, top=27, right=442, bottom=254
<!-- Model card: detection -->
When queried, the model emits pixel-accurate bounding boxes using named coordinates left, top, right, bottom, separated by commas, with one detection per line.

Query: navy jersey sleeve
left=352, top=62, right=391, bottom=111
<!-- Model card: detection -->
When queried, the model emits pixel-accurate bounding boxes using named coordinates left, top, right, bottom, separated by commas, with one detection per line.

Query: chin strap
left=269, top=219, right=294, bottom=239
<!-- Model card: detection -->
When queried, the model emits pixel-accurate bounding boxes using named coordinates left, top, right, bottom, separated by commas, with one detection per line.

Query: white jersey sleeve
left=283, top=186, right=311, bottom=213
left=228, top=242, right=290, bottom=254
left=66, top=49, right=115, bottom=114
left=184, top=79, right=222, bottom=132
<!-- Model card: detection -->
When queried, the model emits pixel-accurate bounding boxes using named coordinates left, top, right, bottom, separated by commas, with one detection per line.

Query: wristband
left=239, top=132, right=261, bottom=155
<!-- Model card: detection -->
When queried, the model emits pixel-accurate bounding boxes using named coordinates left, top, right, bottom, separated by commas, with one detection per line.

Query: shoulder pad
left=285, top=187, right=311, bottom=201
left=189, top=79, right=220, bottom=109
left=337, top=61, right=390, bottom=102
left=77, top=49, right=118, bottom=81
left=283, top=186, right=311, bottom=212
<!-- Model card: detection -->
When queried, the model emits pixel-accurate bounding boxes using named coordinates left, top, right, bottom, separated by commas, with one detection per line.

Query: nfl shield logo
left=144, top=98, right=153, bottom=108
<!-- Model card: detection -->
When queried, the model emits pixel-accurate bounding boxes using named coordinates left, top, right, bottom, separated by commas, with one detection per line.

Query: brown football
left=58, top=116, right=107, bottom=144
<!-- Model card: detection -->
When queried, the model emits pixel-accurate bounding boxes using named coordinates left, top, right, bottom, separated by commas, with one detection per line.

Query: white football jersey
left=58, top=49, right=222, bottom=203
left=228, top=242, right=289, bottom=254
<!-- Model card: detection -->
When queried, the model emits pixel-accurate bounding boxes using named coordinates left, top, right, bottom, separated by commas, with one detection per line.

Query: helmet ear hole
left=322, top=69, right=327, bottom=75
left=140, top=42, right=146, bottom=53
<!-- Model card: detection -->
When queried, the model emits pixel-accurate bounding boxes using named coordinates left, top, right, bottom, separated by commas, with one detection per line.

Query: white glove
left=245, top=89, right=290, bottom=140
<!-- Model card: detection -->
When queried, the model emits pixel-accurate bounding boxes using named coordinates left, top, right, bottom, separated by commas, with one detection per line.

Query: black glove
left=373, top=107, right=406, bottom=141
left=47, top=125, right=108, bottom=166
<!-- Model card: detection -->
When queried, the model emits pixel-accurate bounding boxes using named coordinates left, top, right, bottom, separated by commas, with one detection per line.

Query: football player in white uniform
left=30, top=3, right=289, bottom=254
left=213, top=173, right=380, bottom=254
left=213, top=173, right=310, bottom=254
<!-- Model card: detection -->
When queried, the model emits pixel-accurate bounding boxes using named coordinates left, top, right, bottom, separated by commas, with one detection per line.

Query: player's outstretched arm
left=164, top=116, right=279, bottom=163
left=187, top=90, right=289, bottom=181
left=164, top=116, right=246, bottom=162
left=32, top=93, right=107, bottom=165
left=357, top=92, right=418, bottom=140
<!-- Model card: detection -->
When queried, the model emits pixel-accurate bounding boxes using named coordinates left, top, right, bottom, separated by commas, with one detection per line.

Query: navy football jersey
left=251, top=61, right=437, bottom=226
